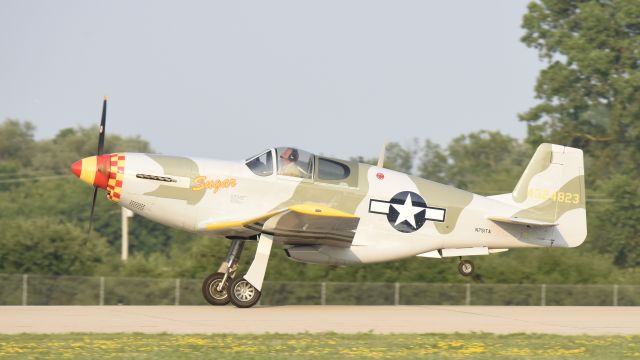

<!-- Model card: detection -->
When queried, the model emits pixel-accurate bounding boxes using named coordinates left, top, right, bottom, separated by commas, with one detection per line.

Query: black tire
left=202, top=272, right=231, bottom=306
left=228, top=277, right=261, bottom=308
left=458, top=260, right=474, bottom=276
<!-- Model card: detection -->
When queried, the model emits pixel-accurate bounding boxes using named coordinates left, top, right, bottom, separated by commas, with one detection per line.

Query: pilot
left=279, top=147, right=302, bottom=177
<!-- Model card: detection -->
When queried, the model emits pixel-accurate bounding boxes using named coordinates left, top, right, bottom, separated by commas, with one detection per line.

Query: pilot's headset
left=286, top=148, right=299, bottom=162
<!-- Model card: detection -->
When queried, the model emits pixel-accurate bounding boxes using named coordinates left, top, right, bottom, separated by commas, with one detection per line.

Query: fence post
left=21, top=274, right=28, bottom=306
left=540, top=284, right=546, bottom=306
left=394, top=282, right=400, bottom=306
left=321, top=282, right=326, bottom=305
left=175, top=279, right=181, bottom=306
left=99, top=277, right=105, bottom=306
left=613, top=284, right=618, bottom=307
left=465, top=283, right=471, bottom=306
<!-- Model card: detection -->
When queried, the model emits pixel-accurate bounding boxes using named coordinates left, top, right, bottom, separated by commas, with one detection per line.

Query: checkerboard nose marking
left=70, top=154, right=125, bottom=202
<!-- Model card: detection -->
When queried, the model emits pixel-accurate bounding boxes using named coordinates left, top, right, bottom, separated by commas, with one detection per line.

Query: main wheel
left=229, top=277, right=261, bottom=308
left=202, top=272, right=231, bottom=305
left=458, top=260, right=474, bottom=276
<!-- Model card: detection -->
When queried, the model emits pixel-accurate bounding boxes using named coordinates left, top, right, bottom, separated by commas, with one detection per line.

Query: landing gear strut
left=458, top=258, right=474, bottom=277
left=201, top=234, right=274, bottom=308
left=202, top=239, right=245, bottom=306
left=229, top=234, right=273, bottom=308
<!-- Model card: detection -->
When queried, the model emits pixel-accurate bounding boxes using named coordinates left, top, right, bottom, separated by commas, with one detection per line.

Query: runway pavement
left=1, top=306, right=638, bottom=335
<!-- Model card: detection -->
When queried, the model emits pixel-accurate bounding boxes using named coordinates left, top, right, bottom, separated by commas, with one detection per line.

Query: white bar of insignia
left=424, top=208, right=445, bottom=221
left=369, top=200, right=390, bottom=214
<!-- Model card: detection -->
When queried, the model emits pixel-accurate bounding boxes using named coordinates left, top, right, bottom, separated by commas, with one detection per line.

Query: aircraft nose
left=70, top=155, right=111, bottom=189
left=70, top=159, right=83, bottom=178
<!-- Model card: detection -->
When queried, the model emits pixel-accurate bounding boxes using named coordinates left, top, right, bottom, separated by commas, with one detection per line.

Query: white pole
left=99, top=277, right=105, bottom=306
left=121, top=208, right=134, bottom=261
left=321, top=282, right=326, bottom=306
left=613, top=284, right=618, bottom=306
left=541, top=284, right=546, bottom=306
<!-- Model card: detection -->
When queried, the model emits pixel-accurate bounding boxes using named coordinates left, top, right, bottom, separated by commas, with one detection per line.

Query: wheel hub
left=209, top=279, right=227, bottom=300
left=234, top=280, right=255, bottom=301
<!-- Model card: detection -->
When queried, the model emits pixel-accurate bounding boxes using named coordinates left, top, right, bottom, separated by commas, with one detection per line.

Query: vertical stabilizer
left=490, top=143, right=586, bottom=247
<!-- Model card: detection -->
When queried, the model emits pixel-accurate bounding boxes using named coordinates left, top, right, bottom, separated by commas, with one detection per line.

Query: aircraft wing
left=488, top=216, right=558, bottom=227
left=204, top=204, right=360, bottom=247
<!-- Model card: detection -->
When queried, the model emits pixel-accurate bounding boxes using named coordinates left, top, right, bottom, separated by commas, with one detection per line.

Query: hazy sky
left=0, top=0, right=543, bottom=160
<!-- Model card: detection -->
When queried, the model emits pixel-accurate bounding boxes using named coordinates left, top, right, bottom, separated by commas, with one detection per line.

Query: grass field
left=0, top=333, right=638, bottom=359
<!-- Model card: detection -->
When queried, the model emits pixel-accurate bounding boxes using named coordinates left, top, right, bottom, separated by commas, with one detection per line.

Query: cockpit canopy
left=245, top=147, right=313, bottom=179
left=275, top=147, right=314, bottom=179
left=245, top=149, right=274, bottom=176
left=245, top=147, right=353, bottom=183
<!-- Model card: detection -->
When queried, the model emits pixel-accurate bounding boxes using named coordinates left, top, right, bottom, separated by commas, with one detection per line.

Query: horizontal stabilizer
left=416, top=247, right=509, bottom=259
left=488, top=216, right=557, bottom=227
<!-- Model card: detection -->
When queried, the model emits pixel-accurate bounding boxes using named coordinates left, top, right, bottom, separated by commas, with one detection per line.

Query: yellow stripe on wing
left=204, top=204, right=357, bottom=231
left=288, top=204, right=357, bottom=218
left=205, top=210, right=283, bottom=231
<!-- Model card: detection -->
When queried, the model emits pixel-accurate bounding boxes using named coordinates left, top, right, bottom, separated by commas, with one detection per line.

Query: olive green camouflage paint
left=272, top=163, right=371, bottom=213
left=515, top=175, right=585, bottom=222
left=512, top=143, right=552, bottom=203
left=409, top=177, right=473, bottom=235
left=143, top=154, right=205, bottom=205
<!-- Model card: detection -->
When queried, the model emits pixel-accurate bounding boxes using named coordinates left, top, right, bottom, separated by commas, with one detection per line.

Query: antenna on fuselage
left=377, top=141, right=388, bottom=168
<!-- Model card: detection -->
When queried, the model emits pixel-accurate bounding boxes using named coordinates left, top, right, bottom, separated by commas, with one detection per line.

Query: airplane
left=71, top=98, right=587, bottom=308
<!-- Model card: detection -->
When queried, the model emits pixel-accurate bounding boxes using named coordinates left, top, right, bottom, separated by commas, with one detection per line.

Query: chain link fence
left=1, top=273, right=638, bottom=306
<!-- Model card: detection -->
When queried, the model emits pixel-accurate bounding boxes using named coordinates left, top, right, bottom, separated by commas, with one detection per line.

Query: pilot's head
left=281, top=148, right=299, bottom=163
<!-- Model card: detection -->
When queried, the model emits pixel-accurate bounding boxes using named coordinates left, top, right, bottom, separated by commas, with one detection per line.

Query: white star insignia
left=391, top=194, right=423, bottom=228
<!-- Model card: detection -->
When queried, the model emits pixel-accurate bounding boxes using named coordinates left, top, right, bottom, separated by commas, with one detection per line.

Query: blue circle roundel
left=386, top=191, right=427, bottom=233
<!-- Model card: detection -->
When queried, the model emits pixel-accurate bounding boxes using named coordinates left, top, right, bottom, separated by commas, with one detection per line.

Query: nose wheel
left=458, top=259, right=474, bottom=276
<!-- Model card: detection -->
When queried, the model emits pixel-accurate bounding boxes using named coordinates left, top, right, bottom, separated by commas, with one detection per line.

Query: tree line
left=0, top=119, right=637, bottom=284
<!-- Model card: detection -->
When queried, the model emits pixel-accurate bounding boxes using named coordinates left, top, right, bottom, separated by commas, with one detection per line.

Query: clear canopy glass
left=275, top=147, right=314, bottom=179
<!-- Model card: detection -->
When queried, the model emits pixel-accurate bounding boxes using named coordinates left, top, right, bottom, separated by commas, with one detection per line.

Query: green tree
left=521, top=0, right=640, bottom=267
left=417, top=131, right=529, bottom=195
left=0, top=122, right=167, bottom=268
left=383, top=141, right=417, bottom=174
left=416, top=140, right=448, bottom=184
left=351, top=141, right=417, bottom=174
left=589, top=174, right=640, bottom=267
left=0, top=120, right=35, bottom=174
left=0, top=218, right=110, bottom=275
left=2, top=118, right=637, bottom=282
left=521, top=0, right=640, bottom=149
